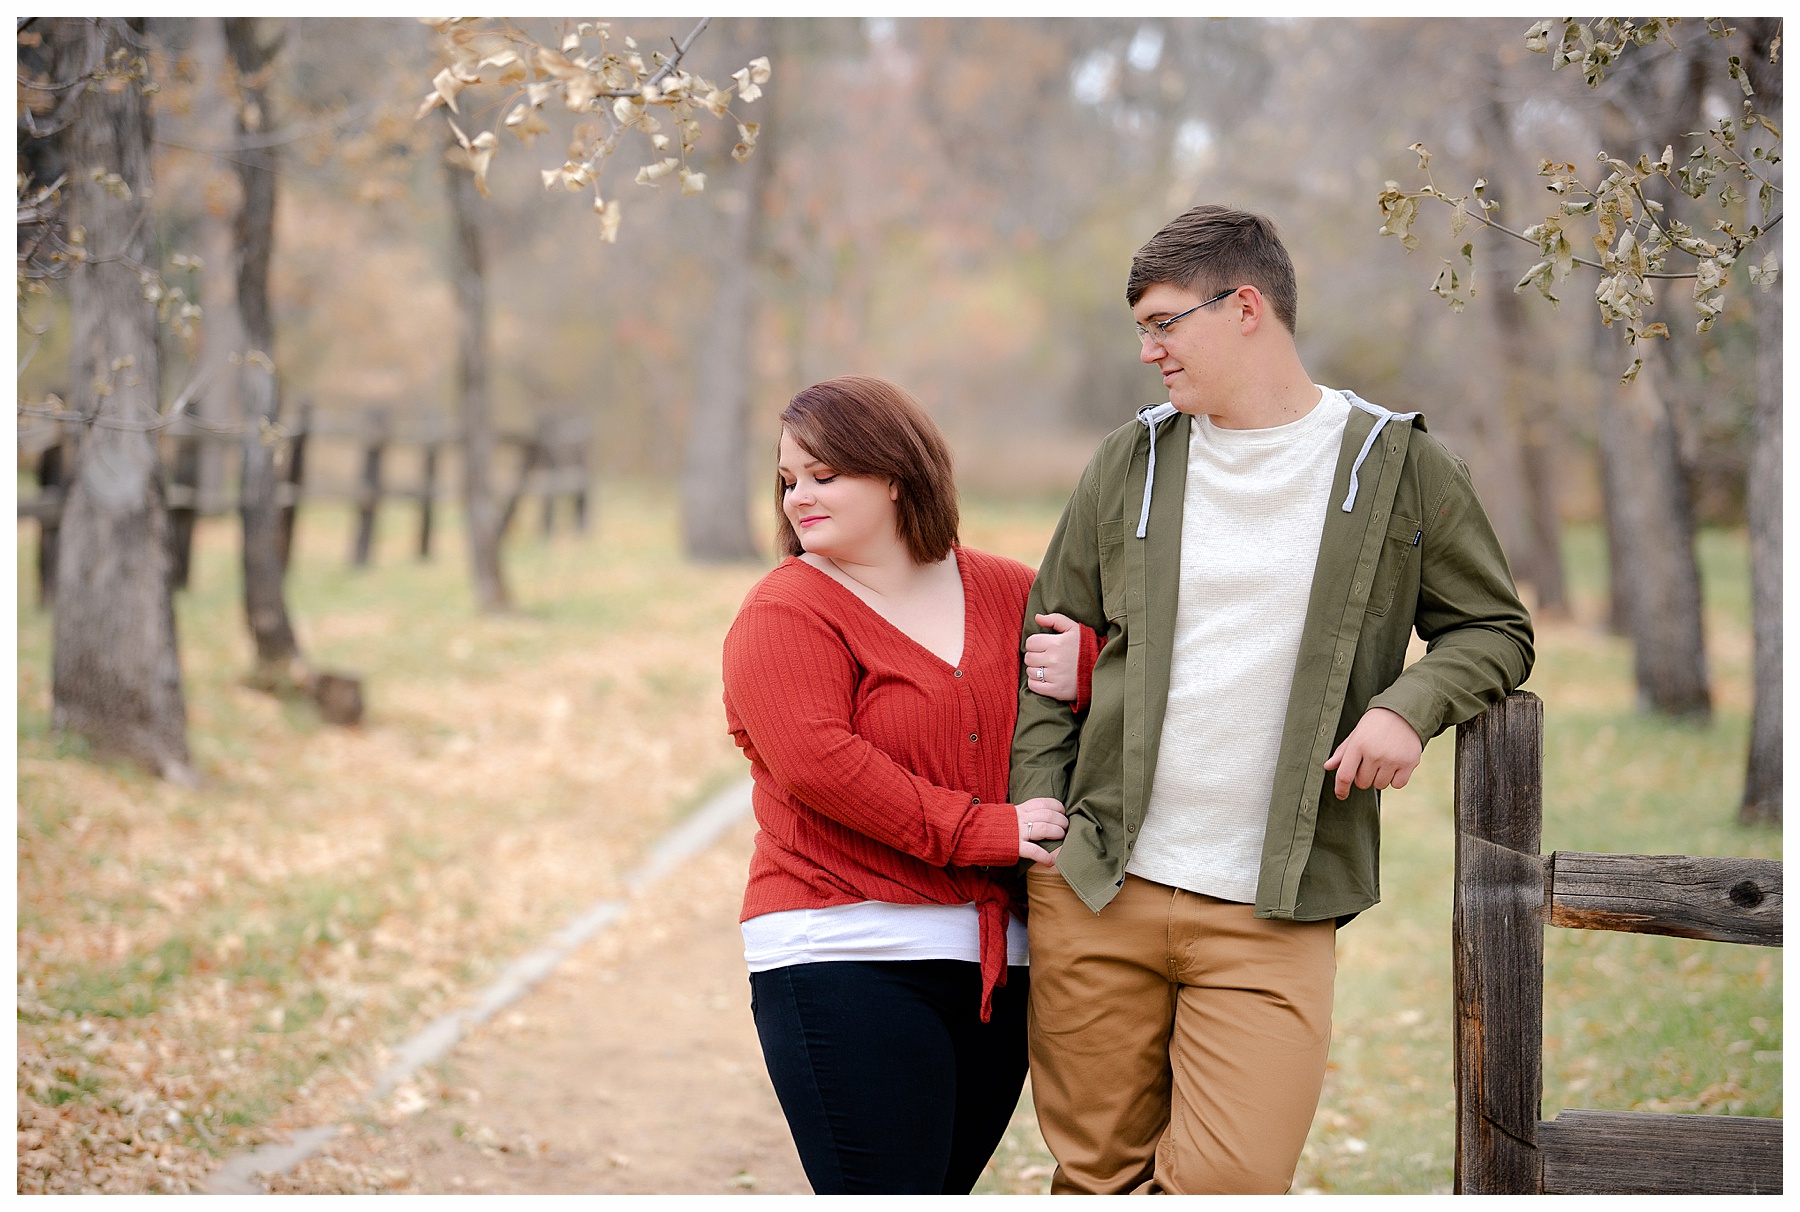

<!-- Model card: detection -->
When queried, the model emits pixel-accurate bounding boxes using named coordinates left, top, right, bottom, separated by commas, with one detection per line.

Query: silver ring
left=1034, top=667, right=1045, bottom=680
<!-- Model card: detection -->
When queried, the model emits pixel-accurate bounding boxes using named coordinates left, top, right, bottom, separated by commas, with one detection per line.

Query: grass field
left=16, top=489, right=1782, bottom=1194
left=16, top=486, right=767, bottom=1192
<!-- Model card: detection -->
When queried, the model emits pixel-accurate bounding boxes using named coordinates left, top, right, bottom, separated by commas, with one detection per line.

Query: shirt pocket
left=1097, top=518, right=1127, bottom=622
left=1366, top=514, right=1423, bottom=618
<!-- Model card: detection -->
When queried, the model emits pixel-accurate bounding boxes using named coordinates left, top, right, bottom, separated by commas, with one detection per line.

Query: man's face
left=1132, top=281, right=1239, bottom=416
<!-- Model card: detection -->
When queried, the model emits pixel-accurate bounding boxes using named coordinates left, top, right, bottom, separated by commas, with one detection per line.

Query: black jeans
left=749, top=959, right=1030, bottom=1194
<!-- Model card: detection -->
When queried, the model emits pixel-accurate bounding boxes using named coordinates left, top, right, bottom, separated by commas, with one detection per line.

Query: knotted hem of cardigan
left=975, top=888, right=1013, bottom=1023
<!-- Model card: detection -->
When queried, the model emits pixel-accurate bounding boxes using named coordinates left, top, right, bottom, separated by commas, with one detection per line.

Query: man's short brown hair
left=775, top=374, right=960, bottom=564
left=1127, top=205, right=1299, bottom=335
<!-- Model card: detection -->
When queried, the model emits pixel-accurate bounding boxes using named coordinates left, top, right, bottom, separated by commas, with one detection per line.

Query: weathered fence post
left=351, top=406, right=387, bottom=568
left=167, top=429, right=201, bottom=590
left=418, top=411, right=442, bottom=561
left=34, top=436, right=66, bottom=608
left=571, top=435, right=591, bottom=534
left=277, top=397, right=310, bottom=573
left=538, top=416, right=558, bottom=537
left=1453, top=689, right=1783, bottom=1193
left=498, top=432, right=540, bottom=541
left=1453, top=690, right=1545, bottom=1194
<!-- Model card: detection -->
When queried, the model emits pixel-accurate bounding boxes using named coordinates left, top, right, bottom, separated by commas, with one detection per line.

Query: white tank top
left=742, top=901, right=1030, bottom=972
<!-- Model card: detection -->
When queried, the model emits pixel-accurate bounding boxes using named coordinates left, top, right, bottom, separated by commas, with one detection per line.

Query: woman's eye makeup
left=778, top=469, right=835, bottom=490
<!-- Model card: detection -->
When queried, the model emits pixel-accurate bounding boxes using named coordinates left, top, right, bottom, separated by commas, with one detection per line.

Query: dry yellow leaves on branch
left=1376, top=18, right=1779, bottom=380
left=414, top=18, right=770, bottom=242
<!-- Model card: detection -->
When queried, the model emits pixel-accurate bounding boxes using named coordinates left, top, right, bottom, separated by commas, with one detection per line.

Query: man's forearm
left=1367, top=624, right=1532, bottom=741
left=1011, top=683, right=1082, bottom=803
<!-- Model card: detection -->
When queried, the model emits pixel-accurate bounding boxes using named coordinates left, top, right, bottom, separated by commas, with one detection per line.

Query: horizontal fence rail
left=17, top=414, right=591, bottom=521
left=1539, top=1109, right=1782, bottom=1195
left=1546, top=852, right=1782, bottom=947
left=19, top=406, right=594, bottom=593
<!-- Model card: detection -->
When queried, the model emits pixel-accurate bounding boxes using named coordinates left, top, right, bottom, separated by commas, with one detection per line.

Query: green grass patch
left=18, top=491, right=1777, bottom=1193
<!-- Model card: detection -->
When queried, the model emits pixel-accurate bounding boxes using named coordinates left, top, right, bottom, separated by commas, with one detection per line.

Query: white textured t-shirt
left=1126, top=386, right=1351, bottom=903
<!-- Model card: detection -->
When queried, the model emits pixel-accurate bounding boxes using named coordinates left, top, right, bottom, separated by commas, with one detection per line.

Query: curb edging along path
left=206, top=779, right=755, bottom=1195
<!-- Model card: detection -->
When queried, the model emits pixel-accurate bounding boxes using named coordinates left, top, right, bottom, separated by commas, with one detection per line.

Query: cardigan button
left=971, top=797, right=980, bottom=804
left=969, top=733, right=979, bottom=743
left=953, top=669, right=963, bottom=677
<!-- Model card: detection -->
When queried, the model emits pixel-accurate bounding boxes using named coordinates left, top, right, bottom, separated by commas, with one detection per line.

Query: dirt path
left=268, top=815, right=810, bottom=1194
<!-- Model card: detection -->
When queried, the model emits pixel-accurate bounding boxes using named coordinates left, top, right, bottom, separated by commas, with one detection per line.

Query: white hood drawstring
left=1134, top=402, right=1180, bottom=539
left=1130, top=393, right=1421, bottom=538
left=1339, top=393, right=1420, bottom=513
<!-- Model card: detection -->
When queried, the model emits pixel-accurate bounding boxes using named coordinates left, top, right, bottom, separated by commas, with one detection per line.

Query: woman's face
left=778, top=429, right=899, bottom=562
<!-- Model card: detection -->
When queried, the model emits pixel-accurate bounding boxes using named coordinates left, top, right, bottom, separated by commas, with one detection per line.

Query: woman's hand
left=1017, top=797, right=1067, bottom=867
left=1024, top=613, right=1081, bottom=701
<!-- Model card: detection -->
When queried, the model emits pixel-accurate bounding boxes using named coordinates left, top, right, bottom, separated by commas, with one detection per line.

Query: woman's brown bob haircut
left=776, top=375, right=960, bottom=564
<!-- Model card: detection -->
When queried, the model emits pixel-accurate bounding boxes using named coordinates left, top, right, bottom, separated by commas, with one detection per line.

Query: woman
left=721, top=375, right=1094, bottom=1194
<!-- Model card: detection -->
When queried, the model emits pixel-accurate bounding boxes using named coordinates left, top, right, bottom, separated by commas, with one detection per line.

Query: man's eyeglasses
left=1134, top=286, right=1238, bottom=345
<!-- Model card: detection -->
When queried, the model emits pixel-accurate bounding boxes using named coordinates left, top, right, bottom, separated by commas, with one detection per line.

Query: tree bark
left=680, top=17, right=769, bottom=563
left=1476, top=53, right=1568, bottom=617
left=1595, top=421, right=1634, bottom=636
left=1599, top=342, right=1711, bottom=719
left=1739, top=258, right=1782, bottom=823
left=48, top=16, right=192, bottom=781
left=1738, top=17, right=1781, bottom=825
left=191, top=17, right=241, bottom=515
left=444, top=136, right=510, bottom=612
left=1587, top=37, right=1712, bottom=717
left=224, top=17, right=302, bottom=680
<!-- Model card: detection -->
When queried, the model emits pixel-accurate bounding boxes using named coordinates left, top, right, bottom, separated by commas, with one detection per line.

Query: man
left=1011, top=205, right=1533, bottom=1194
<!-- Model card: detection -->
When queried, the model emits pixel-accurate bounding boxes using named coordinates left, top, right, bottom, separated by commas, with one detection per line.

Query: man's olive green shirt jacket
left=1010, top=403, right=1534, bottom=922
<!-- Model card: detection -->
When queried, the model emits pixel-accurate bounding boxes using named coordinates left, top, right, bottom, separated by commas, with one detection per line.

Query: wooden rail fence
left=1454, top=691, right=1782, bottom=1194
left=17, top=403, right=592, bottom=599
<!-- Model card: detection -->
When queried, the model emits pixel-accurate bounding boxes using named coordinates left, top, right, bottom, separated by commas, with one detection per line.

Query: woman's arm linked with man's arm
left=724, top=597, right=1067, bottom=867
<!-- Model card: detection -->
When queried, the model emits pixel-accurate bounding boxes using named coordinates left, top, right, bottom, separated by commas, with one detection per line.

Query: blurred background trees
left=17, top=16, right=1779, bottom=819
left=22, top=17, right=193, bottom=781
left=1375, top=17, right=1780, bottom=821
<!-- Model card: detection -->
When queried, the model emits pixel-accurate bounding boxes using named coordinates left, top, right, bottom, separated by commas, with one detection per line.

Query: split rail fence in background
left=17, top=402, right=593, bottom=601
left=1454, top=691, right=1782, bottom=1195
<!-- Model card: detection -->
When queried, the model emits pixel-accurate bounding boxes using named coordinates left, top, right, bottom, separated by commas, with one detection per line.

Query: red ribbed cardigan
left=723, top=547, right=1087, bottom=1020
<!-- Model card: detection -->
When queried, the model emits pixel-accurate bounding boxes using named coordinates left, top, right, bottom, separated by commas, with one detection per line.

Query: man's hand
left=1322, top=707, right=1423, bottom=801
left=1017, top=797, right=1067, bottom=866
left=1024, top=613, right=1081, bottom=701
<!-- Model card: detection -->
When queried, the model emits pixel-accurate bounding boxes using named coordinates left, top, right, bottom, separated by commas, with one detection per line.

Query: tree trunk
left=444, top=136, right=510, bottom=612
left=1586, top=37, right=1712, bottom=716
left=1476, top=55, right=1568, bottom=617
left=1739, top=17, right=1781, bottom=826
left=680, top=17, right=769, bottom=562
left=1599, top=343, right=1711, bottom=719
left=1595, top=423, right=1633, bottom=637
left=49, top=16, right=192, bottom=781
left=1740, top=281, right=1781, bottom=823
left=191, top=16, right=240, bottom=516
left=225, top=17, right=302, bottom=680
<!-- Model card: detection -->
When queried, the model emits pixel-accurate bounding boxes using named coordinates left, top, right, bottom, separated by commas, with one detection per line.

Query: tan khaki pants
left=1026, top=869, right=1337, bottom=1194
